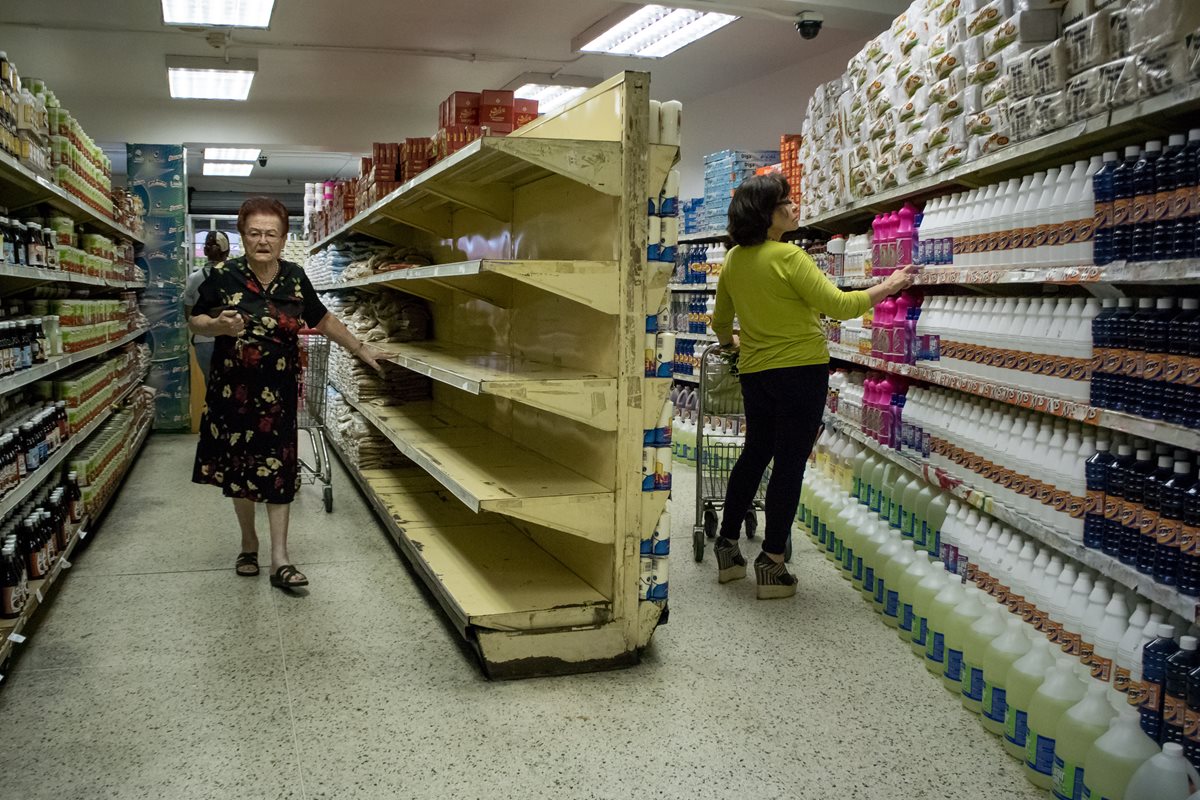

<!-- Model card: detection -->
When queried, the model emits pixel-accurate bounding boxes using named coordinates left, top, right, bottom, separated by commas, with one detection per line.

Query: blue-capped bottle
left=1084, top=438, right=1116, bottom=551
left=1154, top=134, right=1186, bottom=260
left=1173, top=129, right=1200, bottom=260
left=1155, top=460, right=1194, bottom=586
left=1141, top=624, right=1181, bottom=742
left=1112, top=145, right=1141, bottom=262
left=1130, top=140, right=1163, bottom=262
left=1119, top=447, right=1156, bottom=567
left=1092, top=151, right=1120, bottom=265
left=1103, top=443, right=1135, bottom=558
left=1138, top=455, right=1174, bottom=576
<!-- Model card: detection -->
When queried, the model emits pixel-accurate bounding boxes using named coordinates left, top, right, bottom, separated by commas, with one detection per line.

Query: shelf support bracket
left=422, top=181, right=514, bottom=222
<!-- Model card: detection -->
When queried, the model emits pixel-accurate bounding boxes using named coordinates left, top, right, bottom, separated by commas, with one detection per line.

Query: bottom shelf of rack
left=326, top=437, right=611, bottom=637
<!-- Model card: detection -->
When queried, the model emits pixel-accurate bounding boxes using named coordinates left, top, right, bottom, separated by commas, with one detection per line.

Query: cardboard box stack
left=780, top=134, right=803, bottom=207
left=701, top=149, right=780, bottom=232
left=435, top=89, right=540, bottom=162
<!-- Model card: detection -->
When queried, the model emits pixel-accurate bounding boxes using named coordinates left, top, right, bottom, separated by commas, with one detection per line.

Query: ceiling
left=0, top=0, right=901, bottom=204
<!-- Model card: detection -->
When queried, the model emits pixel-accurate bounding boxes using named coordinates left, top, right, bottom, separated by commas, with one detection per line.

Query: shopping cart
left=692, top=342, right=781, bottom=562
left=297, top=330, right=334, bottom=512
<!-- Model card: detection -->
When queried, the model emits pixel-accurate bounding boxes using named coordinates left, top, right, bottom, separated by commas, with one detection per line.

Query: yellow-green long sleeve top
left=712, top=241, right=872, bottom=375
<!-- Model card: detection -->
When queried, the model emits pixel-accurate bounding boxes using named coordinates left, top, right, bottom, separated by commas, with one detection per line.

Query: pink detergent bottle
left=862, top=374, right=878, bottom=438
left=897, top=203, right=917, bottom=269
left=872, top=215, right=884, bottom=276
left=878, top=374, right=897, bottom=446
left=874, top=296, right=896, bottom=360
left=889, top=291, right=913, bottom=363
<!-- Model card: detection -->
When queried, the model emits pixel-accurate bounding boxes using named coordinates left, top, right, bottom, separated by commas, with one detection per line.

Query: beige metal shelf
left=0, top=263, right=146, bottom=290
left=310, top=137, right=623, bottom=251
left=825, top=413, right=1199, bottom=622
left=326, top=438, right=609, bottom=639
left=0, top=150, right=142, bottom=243
left=372, top=340, right=617, bottom=431
left=0, top=326, right=147, bottom=399
left=804, top=82, right=1200, bottom=232
left=314, top=259, right=621, bottom=315
left=338, top=392, right=615, bottom=543
left=827, top=343, right=1200, bottom=451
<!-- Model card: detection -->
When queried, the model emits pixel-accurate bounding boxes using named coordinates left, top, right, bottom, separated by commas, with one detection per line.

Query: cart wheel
left=703, top=508, right=718, bottom=539
left=744, top=509, right=758, bottom=540
left=693, top=528, right=705, bottom=562
left=785, top=535, right=793, bottom=563
left=323, top=486, right=333, bottom=513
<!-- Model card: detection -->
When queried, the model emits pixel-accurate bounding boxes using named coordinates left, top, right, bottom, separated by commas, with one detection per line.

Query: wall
left=676, top=36, right=869, bottom=202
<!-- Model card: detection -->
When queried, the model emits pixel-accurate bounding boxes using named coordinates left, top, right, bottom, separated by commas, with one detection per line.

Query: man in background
left=183, top=231, right=230, bottom=380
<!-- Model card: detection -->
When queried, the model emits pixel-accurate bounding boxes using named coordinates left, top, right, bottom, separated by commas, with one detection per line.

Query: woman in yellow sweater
left=712, top=173, right=914, bottom=598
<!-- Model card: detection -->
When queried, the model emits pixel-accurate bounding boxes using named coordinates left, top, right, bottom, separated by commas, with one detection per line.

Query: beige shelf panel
left=311, top=137, right=622, bottom=250
left=315, top=259, right=621, bottom=316
left=344, top=396, right=615, bottom=543
left=343, top=458, right=610, bottom=634
left=373, top=340, right=617, bottom=431
left=641, top=378, right=673, bottom=432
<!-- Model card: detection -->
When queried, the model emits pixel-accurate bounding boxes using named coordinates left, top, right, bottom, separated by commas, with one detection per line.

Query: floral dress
left=191, top=256, right=329, bottom=504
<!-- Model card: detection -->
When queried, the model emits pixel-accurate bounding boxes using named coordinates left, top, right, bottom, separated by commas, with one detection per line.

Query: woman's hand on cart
left=718, top=334, right=740, bottom=352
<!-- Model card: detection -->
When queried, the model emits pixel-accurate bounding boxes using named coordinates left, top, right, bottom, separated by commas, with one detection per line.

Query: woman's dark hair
left=726, top=173, right=790, bottom=247
left=237, top=196, right=290, bottom=237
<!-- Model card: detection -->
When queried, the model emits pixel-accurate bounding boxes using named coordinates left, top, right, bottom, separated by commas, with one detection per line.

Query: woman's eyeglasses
left=245, top=230, right=281, bottom=242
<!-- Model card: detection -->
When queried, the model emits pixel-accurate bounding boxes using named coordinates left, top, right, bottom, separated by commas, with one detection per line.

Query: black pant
left=719, top=364, right=828, bottom=555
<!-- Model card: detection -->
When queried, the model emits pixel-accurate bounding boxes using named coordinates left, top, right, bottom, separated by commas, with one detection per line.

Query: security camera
left=795, top=11, right=824, bottom=39
left=257, top=154, right=268, bottom=167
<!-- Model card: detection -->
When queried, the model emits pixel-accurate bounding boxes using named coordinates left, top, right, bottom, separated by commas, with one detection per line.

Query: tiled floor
left=0, top=435, right=1045, bottom=799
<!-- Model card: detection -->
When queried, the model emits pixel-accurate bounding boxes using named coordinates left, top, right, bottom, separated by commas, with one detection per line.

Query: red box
left=514, top=98, right=539, bottom=127
left=443, top=91, right=481, bottom=126
left=480, top=89, right=515, bottom=126
left=484, top=122, right=514, bottom=136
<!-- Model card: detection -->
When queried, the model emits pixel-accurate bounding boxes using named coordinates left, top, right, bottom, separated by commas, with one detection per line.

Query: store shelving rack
left=310, top=72, right=677, bottom=678
left=809, top=78, right=1200, bottom=622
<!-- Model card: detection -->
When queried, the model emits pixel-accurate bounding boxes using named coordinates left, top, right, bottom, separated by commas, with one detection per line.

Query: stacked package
left=798, top=0, right=1200, bottom=221
left=322, top=290, right=433, bottom=406
left=701, top=149, right=779, bottom=231
left=303, top=238, right=429, bottom=286
left=323, top=386, right=415, bottom=470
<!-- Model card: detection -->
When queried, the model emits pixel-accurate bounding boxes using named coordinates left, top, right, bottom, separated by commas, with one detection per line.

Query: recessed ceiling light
left=167, top=56, right=257, bottom=100
left=162, top=0, right=275, bottom=28
left=204, top=147, right=261, bottom=161
left=203, top=162, right=254, bottom=176
left=576, top=4, right=738, bottom=58
left=514, top=84, right=589, bottom=114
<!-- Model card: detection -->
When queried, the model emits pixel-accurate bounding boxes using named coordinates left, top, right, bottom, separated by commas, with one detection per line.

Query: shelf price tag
left=35, top=590, right=43, bottom=604
left=59, top=559, right=71, bottom=570
left=7, top=633, right=26, bottom=644
left=79, top=529, right=88, bottom=540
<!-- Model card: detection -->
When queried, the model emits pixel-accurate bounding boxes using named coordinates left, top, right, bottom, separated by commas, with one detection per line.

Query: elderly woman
left=189, top=197, right=385, bottom=591
left=712, top=174, right=914, bottom=599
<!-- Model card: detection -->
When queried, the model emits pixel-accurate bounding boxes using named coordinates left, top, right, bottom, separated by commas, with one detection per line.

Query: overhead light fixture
left=204, top=147, right=261, bottom=161
left=574, top=4, right=738, bottom=58
left=514, top=84, right=589, bottom=114
left=202, top=162, right=254, bottom=176
left=161, top=0, right=275, bottom=28
left=167, top=56, right=257, bottom=100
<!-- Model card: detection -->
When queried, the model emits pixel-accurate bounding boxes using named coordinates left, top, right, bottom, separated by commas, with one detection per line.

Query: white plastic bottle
left=1125, top=742, right=1200, bottom=800
left=1090, top=594, right=1131, bottom=685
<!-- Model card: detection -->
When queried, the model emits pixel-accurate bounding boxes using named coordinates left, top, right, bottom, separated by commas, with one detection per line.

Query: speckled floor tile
left=0, top=437, right=1050, bottom=800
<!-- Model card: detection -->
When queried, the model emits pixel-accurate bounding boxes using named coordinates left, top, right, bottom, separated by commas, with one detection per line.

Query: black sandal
left=269, top=564, right=308, bottom=590
left=235, top=552, right=259, bottom=577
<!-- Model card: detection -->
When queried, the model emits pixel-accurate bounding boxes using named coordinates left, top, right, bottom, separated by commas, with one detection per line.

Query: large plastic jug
left=896, top=551, right=935, bottom=641
left=961, top=605, right=1008, bottom=715
left=1083, top=704, right=1162, bottom=800
left=872, top=532, right=903, bottom=615
left=1005, top=637, right=1058, bottom=760
left=1053, top=680, right=1118, bottom=800
left=858, top=519, right=889, bottom=603
left=943, top=587, right=987, bottom=694
left=910, top=568, right=949, bottom=658
left=926, top=577, right=966, bottom=675
left=1125, top=742, right=1200, bottom=800
left=982, top=618, right=1033, bottom=736
left=1025, top=658, right=1089, bottom=788
left=882, top=541, right=917, bottom=628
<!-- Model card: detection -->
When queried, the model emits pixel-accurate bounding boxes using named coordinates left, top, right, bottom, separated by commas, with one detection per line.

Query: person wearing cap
left=184, top=230, right=230, bottom=379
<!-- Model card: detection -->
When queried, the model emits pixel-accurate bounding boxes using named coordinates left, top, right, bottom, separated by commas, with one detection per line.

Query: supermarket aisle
left=0, top=435, right=1043, bottom=800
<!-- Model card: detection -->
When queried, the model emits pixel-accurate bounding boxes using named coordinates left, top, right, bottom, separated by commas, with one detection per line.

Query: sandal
left=269, top=564, right=308, bottom=590
left=235, top=552, right=259, bottom=577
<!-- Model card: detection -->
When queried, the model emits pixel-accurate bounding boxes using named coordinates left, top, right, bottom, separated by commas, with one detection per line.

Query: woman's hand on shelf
left=357, top=343, right=387, bottom=373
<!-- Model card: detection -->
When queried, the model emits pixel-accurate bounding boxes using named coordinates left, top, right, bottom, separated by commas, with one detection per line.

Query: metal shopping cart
left=298, top=330, right=334, bottom=512
left=692, top=342, right=781, bottom=562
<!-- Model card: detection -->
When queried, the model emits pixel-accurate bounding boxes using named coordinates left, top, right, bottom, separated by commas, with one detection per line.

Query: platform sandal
left=755, top=552, right=797, bottom=599
left=269, top=564, right=309, bottom=590
left=235, top=552, right=259, bottom=577
left=714, top=537, right=747, bottom=583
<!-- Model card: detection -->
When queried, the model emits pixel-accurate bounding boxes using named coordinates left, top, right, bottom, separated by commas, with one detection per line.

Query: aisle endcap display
left=313, top=259, right=622, bottom=316
left=824, top=414, right=1199, bottom=623
left=307, top=137, right=625, bottom=253
left=827, top=343, right=1200, bottom=452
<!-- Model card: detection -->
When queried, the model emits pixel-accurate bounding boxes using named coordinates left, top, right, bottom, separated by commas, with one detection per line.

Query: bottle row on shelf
left=802, top=424, right=1200, bottom=800
left=831, top=368, right=1200, bottom=597
left=830, top=126, right=1200, bottom=281
left=0, top=469, right=83, bottom=618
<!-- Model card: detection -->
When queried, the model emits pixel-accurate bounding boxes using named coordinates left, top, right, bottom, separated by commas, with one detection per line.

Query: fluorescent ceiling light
left=577, top=5, right=738, bottom=58
left=204, top=147, right=261, bottom=161
left=514, top=84, right=588, bottom=114
left=203, top=162, right=254, bottom=176
left=162, top=0, right=275, bottom=28
left=167, top=56, right=257, bottom=100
